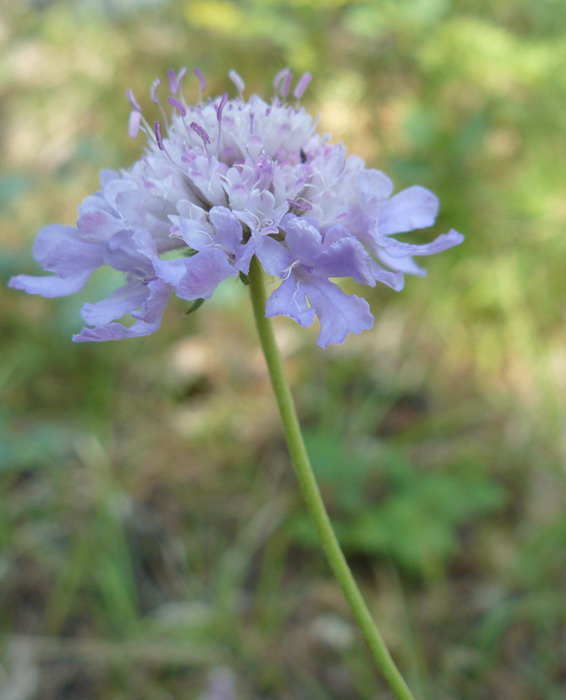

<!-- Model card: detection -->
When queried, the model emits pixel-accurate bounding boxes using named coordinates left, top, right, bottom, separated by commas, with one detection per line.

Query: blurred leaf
left=291, top=433, right=506, bottom=577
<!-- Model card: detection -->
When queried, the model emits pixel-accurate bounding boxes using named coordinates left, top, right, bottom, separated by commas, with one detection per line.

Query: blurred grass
left=1, top=0, right=566, bottom=698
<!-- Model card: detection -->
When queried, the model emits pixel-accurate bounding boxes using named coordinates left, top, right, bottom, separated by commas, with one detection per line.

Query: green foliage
left=291, top=430, right=505, bottom=578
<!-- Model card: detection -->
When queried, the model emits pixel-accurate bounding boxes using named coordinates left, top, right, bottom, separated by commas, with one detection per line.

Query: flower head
left=9, top=68, right=463, bottom=347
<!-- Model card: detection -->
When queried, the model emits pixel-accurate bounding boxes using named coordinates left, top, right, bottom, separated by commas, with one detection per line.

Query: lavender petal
left=379, top=186, right=440, bottom=235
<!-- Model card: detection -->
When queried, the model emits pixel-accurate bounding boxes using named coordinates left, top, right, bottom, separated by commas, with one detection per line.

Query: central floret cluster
left=10, top=68, right=463, bottom=347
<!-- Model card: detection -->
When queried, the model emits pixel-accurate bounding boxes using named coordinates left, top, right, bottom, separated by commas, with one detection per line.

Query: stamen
left=288, top=198, right=311, bottom=212
left=194, top=66, right=207, bottom=93
left=282, top=259, right=301, bottom=281
left=125, top=89, right=141, bottom=112
left=228, top=70, right=245, bottom=95
left=281, top=71, right=292, bottom=99
left=151, top=78, right=171, bottom=130
left=154, top=121, right=164, bottom=150
left=293, top=72, right=312, bottom=99
left=167, top=69, right=177, bottom=94
left=150, top=78, right=161, bottom=104
left=176, top=67, right=188, bottom=90
left=243, top=208, right=262, bottom=230
left=273, top=68, right=290, bottom=92
left=150, top=118, right=199, bottom=185
left=216, top=92, right=229, bottom=121
left=190, top=121, right=211, bottom=145
left=167, top=96, right=186, bottom=117
left=128, top=110, right=141, bottom=138
left=167, top=68, right=187, bottom=95
left=292, top=280, right=305, bottom=311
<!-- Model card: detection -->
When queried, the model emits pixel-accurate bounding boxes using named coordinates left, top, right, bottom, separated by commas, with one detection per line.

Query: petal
left=74, top=281, right=170, bottom=342
left=209, top=206, right=244, bottom=254
left=77, top=207, right=122, bottom=239
left=265, top=276, right=316, bottom=328
left=80, top=282, right=148, bottom=325
left=316, top=235, right=375, bottom=286
left=100, top=169, right=119, bottom=187
left=114, top=189, right=169, bottom=232
left=301, top=276, right=374, bottom=348
left=322, top=224, right=352, bottom=246
left=376, top=229, right=464, bottom=257
left=255, top=236, right=292, bottom=278
left=379, top=186, right=439, bottom=235
left=233, top=240, right=255, bottom=274
left=176, top=199, right=208, bottom=220
left=32, top=224, right=104, bottom=277
left=175, top=216, right=214, bottom=251
left=175, top=247, right=237, bottom=300
left=73, top=318, right=160, bottom=342
left=369, top=260, right=406, bottom=290
left=114, top=189, right=178, bottom=253
left=377, top=249, right=427, bottom=278
left=8, top=271, right=92, bottom=298
left=152, top=256, right=189, bottom=287
left=132, top=229, right=158, bottom=259
left=282, top=216, right=323, bottom=265
left=103, top=230, right=152, bottom=273
left=131, top=278, right=170, bottom=324
left=357, top=169, right=394, bottom=200
left=77, top=196, right=122, bottom=240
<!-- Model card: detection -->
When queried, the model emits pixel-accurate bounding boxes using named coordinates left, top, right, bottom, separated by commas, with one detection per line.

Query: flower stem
left=248, top=256, right=417, bottom=700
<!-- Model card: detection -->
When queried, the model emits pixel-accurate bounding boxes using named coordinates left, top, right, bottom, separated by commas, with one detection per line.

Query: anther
left=167, top=68, right=187, bottom=95
left=190, top=121, right=211, bottom=145
left=167, top=97, right=186, bottom=117
left=194, top=67, right=207, bottom=93
left=151, top=78, right=161, bottom=104
left=216, top=92, right=229, bottom=122
left=154, top=121, right=164, bottom=150
left=288, top=199, right=311, bottom=211
left=126, top=89, right=141, bottom=112
left=273, top=68, right=290, bottom=92
left=228, top=70, right=245, bottom=95
left=293, top=73, right=312, bottom=100
left=281, top=71, right=292, bottom=99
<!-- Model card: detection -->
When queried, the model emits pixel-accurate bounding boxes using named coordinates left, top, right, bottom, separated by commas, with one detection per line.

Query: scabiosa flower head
left=9, top=68, right=463, bottom=347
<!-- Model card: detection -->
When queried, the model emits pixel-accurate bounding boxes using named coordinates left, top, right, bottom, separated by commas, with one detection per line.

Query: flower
left=9, top=68, right=463, bottom=347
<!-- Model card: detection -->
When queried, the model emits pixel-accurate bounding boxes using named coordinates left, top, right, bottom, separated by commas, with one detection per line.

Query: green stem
left=248, top=256, right=416, bottom=700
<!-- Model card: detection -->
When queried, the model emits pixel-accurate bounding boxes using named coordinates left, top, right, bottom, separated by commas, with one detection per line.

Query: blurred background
left=1, top=0, right=566, bottom=698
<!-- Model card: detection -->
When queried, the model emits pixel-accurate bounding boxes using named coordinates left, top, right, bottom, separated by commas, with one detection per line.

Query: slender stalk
left=248, top=256, right=416, bottom=700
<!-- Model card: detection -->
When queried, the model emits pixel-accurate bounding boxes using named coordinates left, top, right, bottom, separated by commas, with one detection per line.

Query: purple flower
left=9, top=69, right=463, bottom=346
left=74, top=229, right=172, bottom=342
left=263, top=217, right=377, bottom=347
